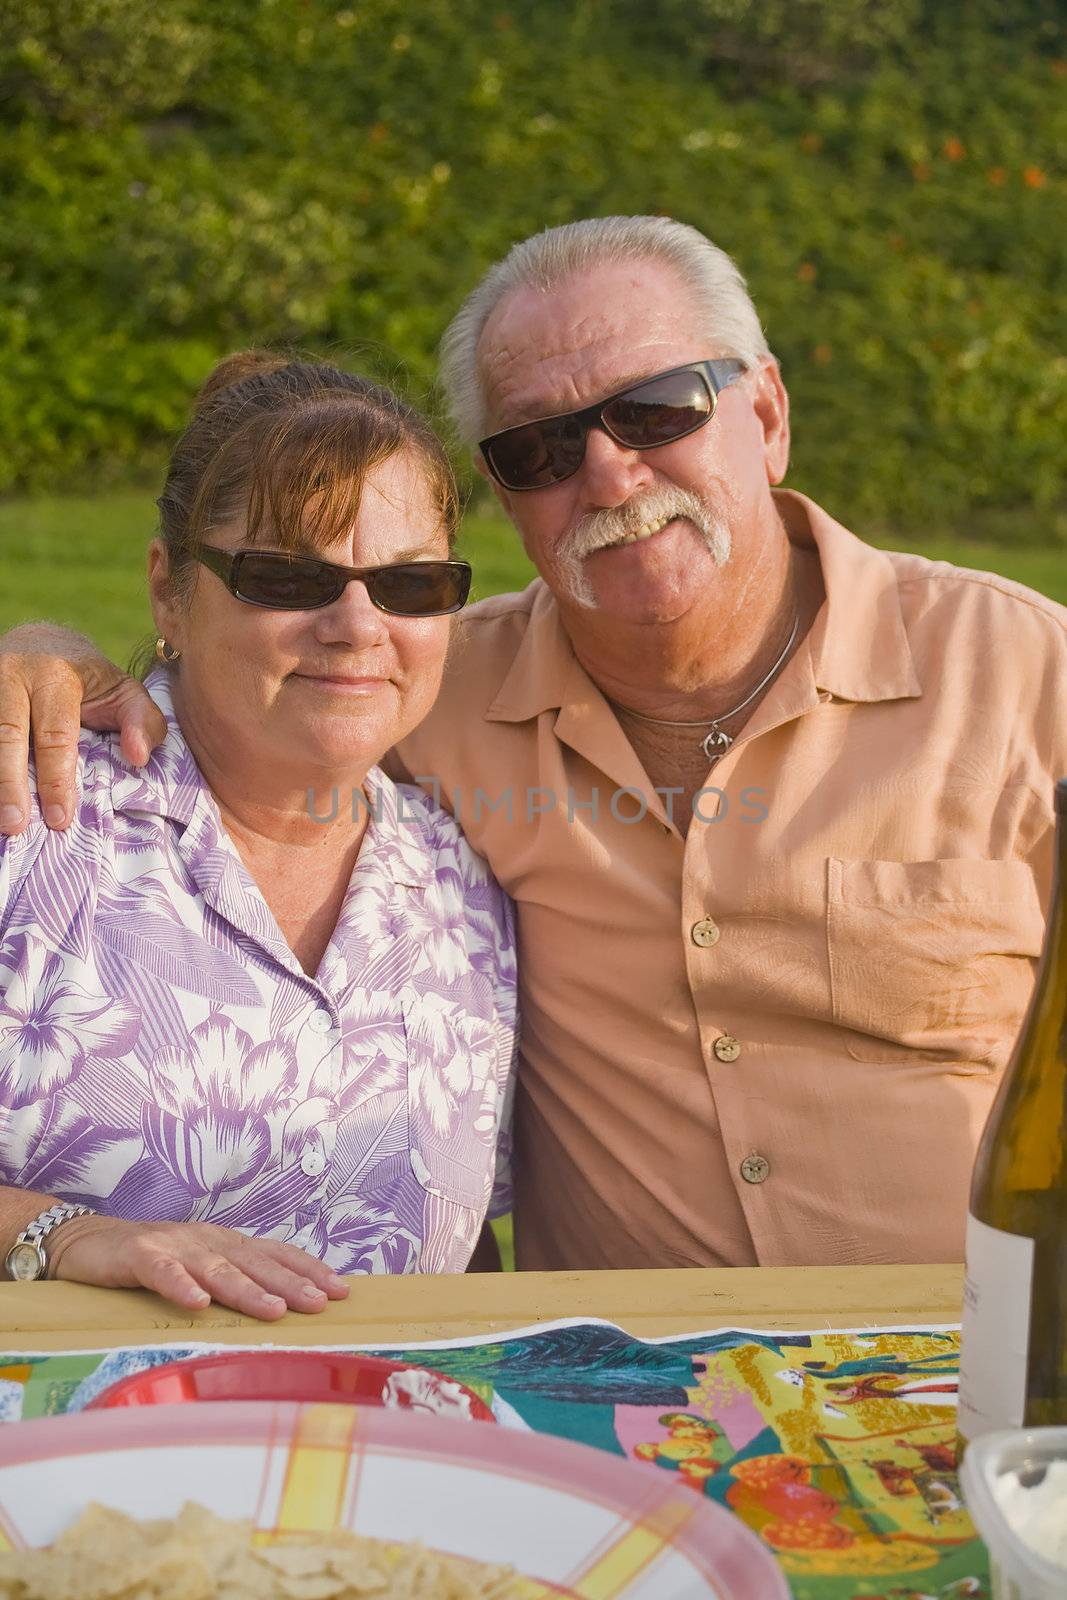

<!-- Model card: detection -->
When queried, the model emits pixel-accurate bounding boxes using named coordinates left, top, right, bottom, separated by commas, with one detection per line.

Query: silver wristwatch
left=4, top=1203, right=96, bottom=1282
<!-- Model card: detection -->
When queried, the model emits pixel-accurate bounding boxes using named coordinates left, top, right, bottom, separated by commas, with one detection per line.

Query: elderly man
left=2, top=216, right=1066, bottom=1272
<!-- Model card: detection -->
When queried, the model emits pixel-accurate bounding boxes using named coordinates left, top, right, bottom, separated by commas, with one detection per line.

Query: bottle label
left=957, top=1213, right=1035, bottom=1443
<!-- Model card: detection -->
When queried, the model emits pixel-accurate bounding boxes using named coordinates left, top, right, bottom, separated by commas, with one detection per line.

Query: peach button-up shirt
left=393, top=490, right=1067, bottom=1271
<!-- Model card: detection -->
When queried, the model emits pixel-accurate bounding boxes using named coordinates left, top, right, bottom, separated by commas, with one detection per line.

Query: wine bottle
left=957, top=777, right=1067, bottom=1446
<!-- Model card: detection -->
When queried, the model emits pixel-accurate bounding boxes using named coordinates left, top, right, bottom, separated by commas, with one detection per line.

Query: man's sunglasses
left=197, top=546, right=472, bottom=616
left=478, top=357, right=747, bottom=492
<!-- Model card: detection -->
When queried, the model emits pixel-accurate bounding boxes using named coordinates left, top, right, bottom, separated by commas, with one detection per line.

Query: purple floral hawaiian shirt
left=0, top=673, right=516, bottom=1274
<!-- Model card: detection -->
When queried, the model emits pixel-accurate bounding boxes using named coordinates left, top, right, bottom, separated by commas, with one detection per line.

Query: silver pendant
left=701, top=726, right=733, bottom=763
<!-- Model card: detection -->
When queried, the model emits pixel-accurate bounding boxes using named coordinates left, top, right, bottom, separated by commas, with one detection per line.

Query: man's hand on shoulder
left=0, top=624, right=166, bottom=835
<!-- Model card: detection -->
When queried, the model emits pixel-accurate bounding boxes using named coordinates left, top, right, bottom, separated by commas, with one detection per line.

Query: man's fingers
left=28, top=677, right=85, bottom=829
left=82, top=678, right=167, bottom=768
left=0, top=647, right=155, bottom=835
left=0, top=662, right=34, bottom=834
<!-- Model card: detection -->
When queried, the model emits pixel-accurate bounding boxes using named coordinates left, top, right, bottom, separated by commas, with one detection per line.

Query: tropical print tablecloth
left=0, top=1319, right=987, bottom=1600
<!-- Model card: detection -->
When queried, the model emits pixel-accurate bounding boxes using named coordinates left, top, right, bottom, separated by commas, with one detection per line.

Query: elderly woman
left=0, top=353, right=516, bottom=1319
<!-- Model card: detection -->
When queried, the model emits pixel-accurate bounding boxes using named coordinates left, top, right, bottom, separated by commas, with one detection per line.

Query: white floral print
left=0, top=673, right=516, bottom=1272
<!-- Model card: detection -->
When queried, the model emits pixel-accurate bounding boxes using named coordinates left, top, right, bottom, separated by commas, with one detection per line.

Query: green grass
left=868, top=536, right=1067, bottom=608
left=0, top=491, right=539, bottom=666
left=0, top=487, right=1061, bottom=669
left=490, top=1214, right=515, bottom=1271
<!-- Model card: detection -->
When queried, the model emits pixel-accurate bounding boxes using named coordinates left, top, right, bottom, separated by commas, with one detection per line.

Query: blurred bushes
left=1, top=0, right=1064, bottom=541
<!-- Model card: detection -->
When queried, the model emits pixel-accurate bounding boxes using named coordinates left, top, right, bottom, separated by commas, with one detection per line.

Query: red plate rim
left=84, top=1349, right=496, bottom=1422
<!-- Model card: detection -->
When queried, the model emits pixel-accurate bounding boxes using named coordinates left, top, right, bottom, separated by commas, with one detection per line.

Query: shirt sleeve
left=0, top=817, right=49, bottom=941
left=487, top=1027, right=516, bottom=1221
left=395, top=778, right=519, bottom=1228
left=449, top=820, right=518, bottom=1223
left=1, top=738, right=108, bottom=987
left=1, top=734, right=101, bottom=940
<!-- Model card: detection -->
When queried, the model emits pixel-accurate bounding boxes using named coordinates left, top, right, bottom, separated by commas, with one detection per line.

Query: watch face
left=6, top=1241, right=45, bottom=1281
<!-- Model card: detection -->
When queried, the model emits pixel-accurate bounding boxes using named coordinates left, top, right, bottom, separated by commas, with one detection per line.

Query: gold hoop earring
left=155, top=638, right=182, bottom=664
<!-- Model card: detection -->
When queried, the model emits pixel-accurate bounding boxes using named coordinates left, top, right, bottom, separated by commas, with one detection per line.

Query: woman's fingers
left=138, top=1251, right=215, bottom=1312
left=140, top=1249, right=286, bottom=1321
left=192, top=1254, right=290, bottom=1320
left=264, top=1240, right=350, bottom=1299
left=52, top=1216, right=346, bottom=1321
left=137, top=1231, right=345, bottom=1319
left=225, top=1252, right=332, bottom=1314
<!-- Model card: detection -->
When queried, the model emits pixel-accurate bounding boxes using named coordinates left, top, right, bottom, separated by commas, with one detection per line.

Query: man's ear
left=751, top=357, right=790, bottom=486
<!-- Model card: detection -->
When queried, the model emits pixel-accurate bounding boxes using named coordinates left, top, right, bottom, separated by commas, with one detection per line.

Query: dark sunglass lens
left=370, top=563, right=469, bottom=615
left=488, top=425, right=555, bottom=489
left=604, top=372, right=712, bottom=447
left=235, top=553, right=339, bottom=608
left=490, top=417, right=584, bottom=489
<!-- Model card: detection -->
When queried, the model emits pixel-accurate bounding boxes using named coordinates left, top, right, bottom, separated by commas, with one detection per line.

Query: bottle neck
left=1036, top=815, right=1067, bottom=1004
left=1013, top=810, right=1067, bottom=1078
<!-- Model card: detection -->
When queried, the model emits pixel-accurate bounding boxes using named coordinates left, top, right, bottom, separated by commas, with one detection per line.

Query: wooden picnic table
left=0, top=1262, right=963, bottom=1351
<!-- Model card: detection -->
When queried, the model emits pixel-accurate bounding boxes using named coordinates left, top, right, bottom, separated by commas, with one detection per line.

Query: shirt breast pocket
left=402, top=991, right=502, bottom=1210
left=826, top=857, right=1045, bottom=1065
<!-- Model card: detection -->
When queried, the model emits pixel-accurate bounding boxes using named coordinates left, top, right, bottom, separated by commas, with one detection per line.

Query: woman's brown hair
left=155, top=350, right=459, bottom=608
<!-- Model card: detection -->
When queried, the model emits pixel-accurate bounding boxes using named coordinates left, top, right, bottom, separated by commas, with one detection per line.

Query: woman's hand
left=47, top=1213, right=349, bottom=1321
left=0, top=626, right=166, bottom=836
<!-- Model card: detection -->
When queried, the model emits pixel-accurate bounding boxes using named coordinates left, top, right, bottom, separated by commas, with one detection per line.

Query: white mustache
left=555, top=489, right=732, bottom=608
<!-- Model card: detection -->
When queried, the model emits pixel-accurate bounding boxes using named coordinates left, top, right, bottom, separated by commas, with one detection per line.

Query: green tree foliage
left=618, top=0, right=926, bottom=89
left=0, top=1, right=210, bottom=125
left=0, top=0, right=1064, bottom=540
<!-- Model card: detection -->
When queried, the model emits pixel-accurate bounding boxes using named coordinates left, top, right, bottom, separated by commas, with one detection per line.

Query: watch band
left=5, top=1202, right=96, bottom=1281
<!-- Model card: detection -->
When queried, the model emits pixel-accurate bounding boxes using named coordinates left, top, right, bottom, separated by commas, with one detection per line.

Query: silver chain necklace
left=614, top=610, right=801, bottom=764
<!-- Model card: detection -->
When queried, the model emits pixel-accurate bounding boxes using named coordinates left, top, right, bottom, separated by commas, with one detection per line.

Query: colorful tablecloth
left=0, top=1320, right=987, bottom=1600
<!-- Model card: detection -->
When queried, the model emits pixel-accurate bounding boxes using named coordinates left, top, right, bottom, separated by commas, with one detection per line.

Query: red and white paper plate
left=0, top=1400, right=790, bottom=1599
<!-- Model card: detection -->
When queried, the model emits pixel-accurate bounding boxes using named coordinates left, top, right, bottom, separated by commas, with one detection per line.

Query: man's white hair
left=438, top=215, right=771, bottom=445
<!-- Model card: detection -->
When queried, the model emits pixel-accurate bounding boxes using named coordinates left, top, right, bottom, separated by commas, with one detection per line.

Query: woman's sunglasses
left=197, top=546, right=472, bottom=616
left=478, top=358, right=747, bottom=492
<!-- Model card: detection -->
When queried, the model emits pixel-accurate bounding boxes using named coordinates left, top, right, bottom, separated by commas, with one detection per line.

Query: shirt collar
left=485, top=582, right=584, bottom=723
left=485, top=489, right=921, bottom=723
left=358, top=771, right=436, bottom=890
left=107, top=670, right=202, bottom=825
left=782, top=489, right=921, bottom=704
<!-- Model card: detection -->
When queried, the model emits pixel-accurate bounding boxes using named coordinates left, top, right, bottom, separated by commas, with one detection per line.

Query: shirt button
left=301, top=1148, right=326, bottom=1177
left=308, top=1009, right=335, bottom=1034
left=740, top=1154, right=770, bottom=1185
left=691, top=917, right=720, bottom=948
left=713, top=1035, right=742, bottom=1063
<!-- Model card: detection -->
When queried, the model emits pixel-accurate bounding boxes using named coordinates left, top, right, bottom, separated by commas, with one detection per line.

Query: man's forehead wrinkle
left=476, top=263, right=705, bottom=431
left=496, top=364, right=672, bottom=429
left=481, top=327, right=686, bottom=431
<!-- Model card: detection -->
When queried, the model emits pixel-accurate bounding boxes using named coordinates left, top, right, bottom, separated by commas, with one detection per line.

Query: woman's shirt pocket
left=826, top=857, right=1045, bottom=1065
